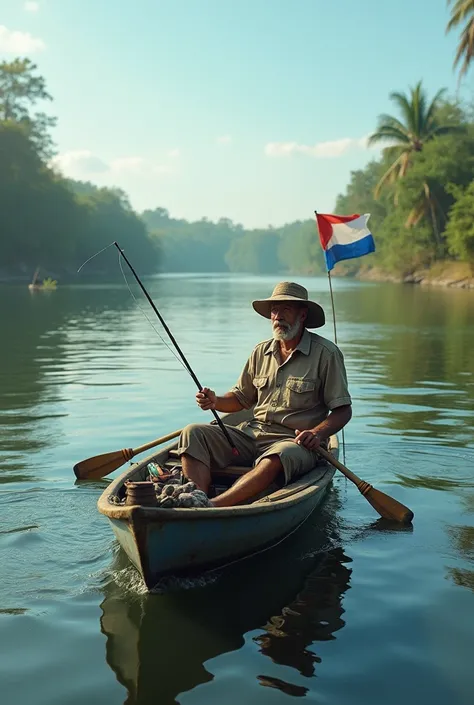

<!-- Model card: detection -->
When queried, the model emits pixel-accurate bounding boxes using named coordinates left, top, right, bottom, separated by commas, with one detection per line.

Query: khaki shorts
left=176, top=422, right=323, bottom=485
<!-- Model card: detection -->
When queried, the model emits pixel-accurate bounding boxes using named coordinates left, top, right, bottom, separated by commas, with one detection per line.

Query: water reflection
left=446, top=525, right=474, bottom=594
left=336, top=283, right=474, bottom=449
left=2, top=276, right=474, bottom=705
left=0, top=285, right=136, bottom=481
left=448, top=568, right=474, bottom=593
left=99, top=494, right=353, bottom=704
left=254, top=547, right=352, bottom=695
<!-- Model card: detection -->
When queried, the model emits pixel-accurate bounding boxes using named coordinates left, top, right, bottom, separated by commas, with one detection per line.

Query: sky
left=1, top=0, right=469, bottom=227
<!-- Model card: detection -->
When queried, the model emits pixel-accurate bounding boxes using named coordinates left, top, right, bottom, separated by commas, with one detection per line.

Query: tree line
left=2, top=2, right=474, bottom=281
left=142, top=208, right=327, bottom=274
left=0, top=58, right=158, bottom=281
left=328, top=4, right=474, bottom=276
left=0, top=57, right=327, bottom=281
left=150, top=4, right=474, bottom=277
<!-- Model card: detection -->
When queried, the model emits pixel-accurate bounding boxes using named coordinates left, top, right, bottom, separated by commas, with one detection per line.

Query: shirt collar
left=297, top=328, right=312, bottom=355
left=264, top=328, right=311, bottom=356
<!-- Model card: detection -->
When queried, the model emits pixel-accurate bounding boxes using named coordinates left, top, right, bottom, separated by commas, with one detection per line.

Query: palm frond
left=406, top=203, right=425, bottom=228
left=405, top=181, right=445, bottom=243
left=382, top=145, right=406, bottom=159
left=373, top=113, right=410, bottom=134
left=398, top=151, right=411, bottom=178
left=389, top=90, right=418, bottom=134
left=370, top=80, right=460, bottom=198
left=446, top=1, right=474, bottom=32
left=374, top=152, right=407, bottom=199
left=453, top=19, right=474, bottom=77
left=367, top=125, right=411, bottom=147
left=429, top=123, right=466, bottom=137
left=424, top=87, right=447, bottom=129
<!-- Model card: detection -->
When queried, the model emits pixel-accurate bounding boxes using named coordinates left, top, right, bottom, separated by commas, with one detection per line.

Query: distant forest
left=0, top=58, right=327, bottom=281
left=2, top=50, right=474, bottom=283
left=142, top=208, right=326, bottom=275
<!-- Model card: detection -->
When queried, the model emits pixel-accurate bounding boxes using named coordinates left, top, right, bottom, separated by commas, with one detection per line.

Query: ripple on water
left=1, top=277, right=474, bottom=705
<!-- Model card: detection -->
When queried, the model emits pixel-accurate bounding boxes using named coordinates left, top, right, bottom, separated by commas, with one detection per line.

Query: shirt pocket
left=253, top=376, right=268, bottom=389
left=284, top=376, right=316, bottom=409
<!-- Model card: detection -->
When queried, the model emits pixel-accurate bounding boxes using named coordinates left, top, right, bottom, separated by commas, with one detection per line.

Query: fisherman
left=176, top=282, right=352, bottom=507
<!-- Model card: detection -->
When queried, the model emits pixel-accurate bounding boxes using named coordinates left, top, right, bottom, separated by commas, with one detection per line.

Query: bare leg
left=181, top=454, right=211, bottom=493
left=211, top=455, right=282, bottom=508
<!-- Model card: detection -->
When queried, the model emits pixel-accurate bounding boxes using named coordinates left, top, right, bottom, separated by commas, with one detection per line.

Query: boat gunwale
left=97, top=438, right=337, bottom=522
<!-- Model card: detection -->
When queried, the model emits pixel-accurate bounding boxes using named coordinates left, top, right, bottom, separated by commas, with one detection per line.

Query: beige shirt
left=230, top=328, right=351, bottom=439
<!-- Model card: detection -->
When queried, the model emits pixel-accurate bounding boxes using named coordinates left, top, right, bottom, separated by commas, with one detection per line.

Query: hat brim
left=252, top=295, right=325, bottom=329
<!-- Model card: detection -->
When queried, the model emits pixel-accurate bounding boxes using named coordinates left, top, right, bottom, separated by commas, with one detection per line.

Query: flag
left=316, top=212, right=375, bottom=272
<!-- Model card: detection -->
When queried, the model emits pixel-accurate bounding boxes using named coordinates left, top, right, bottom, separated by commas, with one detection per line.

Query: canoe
left=97, top=409, right=338, bottom=590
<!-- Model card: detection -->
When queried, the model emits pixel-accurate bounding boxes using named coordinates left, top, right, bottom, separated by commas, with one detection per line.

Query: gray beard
left=272, top=314, right=304, bottom=341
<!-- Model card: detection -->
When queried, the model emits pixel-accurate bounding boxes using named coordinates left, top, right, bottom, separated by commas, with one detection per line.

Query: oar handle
left=132, top=429, right=182, bottom=456
left=317, top=446, right=363, bottom=485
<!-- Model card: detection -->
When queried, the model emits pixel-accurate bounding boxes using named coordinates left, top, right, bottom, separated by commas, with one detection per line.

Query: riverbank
left=350, top=261, right=474, bottom=289
left=2, top=262, right=473, bottom=289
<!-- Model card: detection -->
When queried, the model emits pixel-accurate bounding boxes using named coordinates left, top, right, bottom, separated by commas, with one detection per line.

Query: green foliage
left=3, top=54, right=474, bottom=282
left=444, top=181, right=474, bottom=264
left=278, top=221, right=326, bottom=274
left=335, top=98, right=474, bottom=274
left=335, top=160, right=389, bottom=229
left=41, top=277, right=57, bottom=290
left=0, top=59, right=159, bottom=280
left=144, top=211, right=243, bottom=272
left=0, top=58, right=56, bottom=159
left=447, top=0, right=474, bottom=80
left=225, top=230, right=281, bottom=273
left=142, top=208, right=327, bottom=275
left=368, top=82, right=464, bottom=199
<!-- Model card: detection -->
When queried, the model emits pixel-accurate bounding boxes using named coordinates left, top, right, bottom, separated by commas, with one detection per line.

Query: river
left=1, top=274, right=473, bottom=705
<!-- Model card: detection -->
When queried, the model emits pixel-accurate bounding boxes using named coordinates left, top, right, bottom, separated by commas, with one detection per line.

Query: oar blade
left=73, top=448, right=133, bottom=480
left=364, top=486, right=414, bottom=524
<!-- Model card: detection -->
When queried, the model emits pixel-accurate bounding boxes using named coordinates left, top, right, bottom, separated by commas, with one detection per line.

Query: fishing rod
left=113, top=241, right=239, bottom=456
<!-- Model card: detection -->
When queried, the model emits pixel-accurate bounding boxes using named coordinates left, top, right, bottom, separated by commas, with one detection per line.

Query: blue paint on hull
left=109, top=472, right=333, bottom=589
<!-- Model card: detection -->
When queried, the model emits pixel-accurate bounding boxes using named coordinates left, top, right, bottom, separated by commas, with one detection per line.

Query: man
left=176, top=281, right=352, bottom=507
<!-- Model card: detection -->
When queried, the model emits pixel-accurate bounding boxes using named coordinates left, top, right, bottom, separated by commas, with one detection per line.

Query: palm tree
left=405, top=181, right=445, bottom=244
left=446, top=0, right=474, bottom=80
left=368, top=82, right=460, bottom=199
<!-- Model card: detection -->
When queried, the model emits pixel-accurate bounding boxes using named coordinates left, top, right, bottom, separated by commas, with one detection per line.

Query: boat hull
left=97, top=411, right=338, bottom=590
left=105, top=468, right=334, bottom=588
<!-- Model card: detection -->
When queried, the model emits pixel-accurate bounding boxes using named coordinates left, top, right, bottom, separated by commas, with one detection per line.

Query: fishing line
left=117, top=251, right=191, bottom=375
left=77, top=240, right=239, bottom=453
left=77, top=243, right=116, bottom=273
left=76, top=241, right=191, bottom=374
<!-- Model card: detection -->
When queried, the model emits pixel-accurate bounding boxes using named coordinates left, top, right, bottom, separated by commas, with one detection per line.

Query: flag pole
left=315, top=210, right=346, bottom=462
left=327, top=269, right=338, bottom=344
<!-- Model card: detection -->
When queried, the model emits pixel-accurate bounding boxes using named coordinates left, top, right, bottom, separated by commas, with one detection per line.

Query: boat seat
left=164, top=455, right=251, bottom=478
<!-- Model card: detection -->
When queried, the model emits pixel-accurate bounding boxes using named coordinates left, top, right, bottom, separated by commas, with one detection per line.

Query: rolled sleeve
left=230, top=357, right=257, bottom=410
left=321, top=348, right=352, bottom=410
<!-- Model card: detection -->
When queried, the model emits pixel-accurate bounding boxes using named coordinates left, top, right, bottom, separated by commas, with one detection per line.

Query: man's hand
left=294, top=429, right=322, bottom=451
left=196, top=387, right=217, bottom=410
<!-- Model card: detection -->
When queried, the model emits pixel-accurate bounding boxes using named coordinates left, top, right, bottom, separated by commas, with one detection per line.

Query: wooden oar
left=318, top=446, right=414, bottom=524
left=73, top=429, right=182, bottom=480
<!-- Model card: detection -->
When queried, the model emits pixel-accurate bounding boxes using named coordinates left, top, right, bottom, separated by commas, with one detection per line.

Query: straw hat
left=252, top=282, right=325, bottom=329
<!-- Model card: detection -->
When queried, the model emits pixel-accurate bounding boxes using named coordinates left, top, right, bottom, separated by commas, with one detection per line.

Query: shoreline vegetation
left=2, top=7, right=474, bottom=290
left=2, top=260, right=473, bottom=291
left=0, top=261, right=474, bottom=289
left=350, top=261, right=474, bottom=290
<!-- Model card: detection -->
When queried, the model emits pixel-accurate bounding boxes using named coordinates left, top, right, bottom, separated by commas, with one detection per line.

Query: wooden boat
left=97, top=409, right=338, bottom=590
left=28, top=267, right=58, bottom=291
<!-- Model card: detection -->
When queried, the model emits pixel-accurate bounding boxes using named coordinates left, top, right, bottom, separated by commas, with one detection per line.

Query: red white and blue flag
left=316, top=212, right=375, bottom=271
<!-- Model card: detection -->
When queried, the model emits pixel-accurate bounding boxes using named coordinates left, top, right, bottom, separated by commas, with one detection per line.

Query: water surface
left=1, top=275, right=473, bottom=705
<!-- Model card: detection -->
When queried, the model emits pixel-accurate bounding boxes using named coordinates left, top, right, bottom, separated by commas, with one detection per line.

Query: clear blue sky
left=1, top=0, right=468, bottom=227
